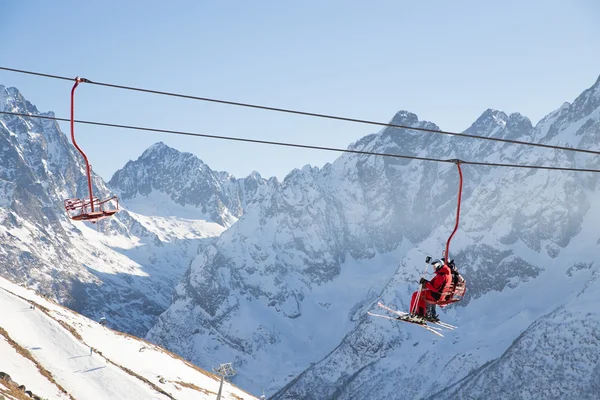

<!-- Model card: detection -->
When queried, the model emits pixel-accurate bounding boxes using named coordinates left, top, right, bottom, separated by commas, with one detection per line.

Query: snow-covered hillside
left=0, top=275, right=257, bottom=400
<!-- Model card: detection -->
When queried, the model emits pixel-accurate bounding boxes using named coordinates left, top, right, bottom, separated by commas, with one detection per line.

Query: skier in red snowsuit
left=409, top=259, right=453, bottom=321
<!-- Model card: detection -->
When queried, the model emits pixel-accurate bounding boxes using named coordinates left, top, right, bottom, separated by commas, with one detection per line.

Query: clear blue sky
left=2, top=0, right=599, bottom=181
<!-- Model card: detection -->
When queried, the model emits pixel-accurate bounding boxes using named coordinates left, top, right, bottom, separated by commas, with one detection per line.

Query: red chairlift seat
left=63, top=77, right=119, bottom=223
left=64, top=196, right=119, bottom=222
left=437, top=276, right=467, bottom=307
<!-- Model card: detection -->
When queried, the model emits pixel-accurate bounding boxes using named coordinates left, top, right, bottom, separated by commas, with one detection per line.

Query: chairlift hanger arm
left=444, top=161, right=463, bottom=265
left=71, top=77, right=95, bottom=213
left=64, top=77, right=118, bottom=223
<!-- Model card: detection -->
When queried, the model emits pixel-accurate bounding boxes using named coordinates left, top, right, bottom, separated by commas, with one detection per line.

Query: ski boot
left=425, top=311, right=440, bottom=323
left=425, top=304, right=440, bottom=322
left=398, top=313, right=427, bottom=325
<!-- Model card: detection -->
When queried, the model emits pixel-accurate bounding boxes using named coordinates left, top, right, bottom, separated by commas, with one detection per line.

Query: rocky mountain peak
left=109, top=142, right=269, bottom=226
left=466, top=108, right=508, bottom=133
left=464, top=108, right=534, bottom=142
left=247, top=170, right=263, bottom=180
left=0, top=86, right=39, bottom=114
left=506, top=112, right=533, bottom=133
left=136, top=141, right=205, bottom=169
left=390, top=110, right=419, bottom=126
left=569, top=74, right=600, bottom=119
left=140, top=141, right=181, bottom=157
left=141, top=141, right=169, bottom=156
left=533, top=76, right=600, bottom=143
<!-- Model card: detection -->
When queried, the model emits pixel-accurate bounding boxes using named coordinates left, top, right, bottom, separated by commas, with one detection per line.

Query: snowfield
left=0, top=275, right=257, bottom=400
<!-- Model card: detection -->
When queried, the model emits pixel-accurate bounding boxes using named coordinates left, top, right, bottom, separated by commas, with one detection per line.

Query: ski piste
left=368, top=301, right=457, bottom=337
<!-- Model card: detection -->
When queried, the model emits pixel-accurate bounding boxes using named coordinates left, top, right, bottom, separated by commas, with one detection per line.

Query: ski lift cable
left=2, top=110, right=600, bottom=174
left=235, top=371, right=273, bottom=395
left=2, top=66, right=600, bottom=158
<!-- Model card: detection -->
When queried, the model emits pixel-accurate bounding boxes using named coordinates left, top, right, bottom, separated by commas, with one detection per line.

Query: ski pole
left=411, top=256, right=430, bottom=315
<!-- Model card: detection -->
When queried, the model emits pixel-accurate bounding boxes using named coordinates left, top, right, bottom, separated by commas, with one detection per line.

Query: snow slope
left=0, top=275, right=257, bottom=400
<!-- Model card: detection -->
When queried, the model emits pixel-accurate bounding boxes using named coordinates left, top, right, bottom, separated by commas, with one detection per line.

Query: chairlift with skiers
left=370, top=161, right=467, bottom=337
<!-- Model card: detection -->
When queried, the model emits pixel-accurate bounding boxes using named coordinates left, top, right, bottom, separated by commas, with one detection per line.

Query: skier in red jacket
left=409, top=258, right=453, bottom=322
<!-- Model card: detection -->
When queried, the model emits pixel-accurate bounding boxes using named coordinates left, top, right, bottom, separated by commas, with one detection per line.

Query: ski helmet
left=440, top=257, right=455, bottom=268
left=431, top=259, right=444, bottom=270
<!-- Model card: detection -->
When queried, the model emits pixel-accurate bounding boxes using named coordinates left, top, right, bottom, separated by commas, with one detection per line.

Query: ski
left=376, top=302, right=457, bottom=330
left=367, top=312, right=445, bottom=337
left=429, top=319, right=457, bottom=330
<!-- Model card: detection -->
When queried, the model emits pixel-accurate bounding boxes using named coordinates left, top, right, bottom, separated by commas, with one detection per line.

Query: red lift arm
left=444, top=161, right=463, bottom=264
left=63, top=77, right=118, bottom=223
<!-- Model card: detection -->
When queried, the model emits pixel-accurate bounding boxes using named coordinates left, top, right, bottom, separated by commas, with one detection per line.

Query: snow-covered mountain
left=0, top=85, right=247, bottom=337
left=147, top=75, right=600, bottom=398
left=0, top=275, right=256, bottom=400
left=109, top=141, right=266, bottom=227
left=3, top=74, right=600, bottom=399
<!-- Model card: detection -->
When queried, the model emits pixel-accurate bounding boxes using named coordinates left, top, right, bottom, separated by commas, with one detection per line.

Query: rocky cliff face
left=109, top=141, right=266, bottom=227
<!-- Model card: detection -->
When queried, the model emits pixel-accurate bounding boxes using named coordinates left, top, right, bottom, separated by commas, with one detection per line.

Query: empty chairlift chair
left=63, top=77, right=118, bottom=223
